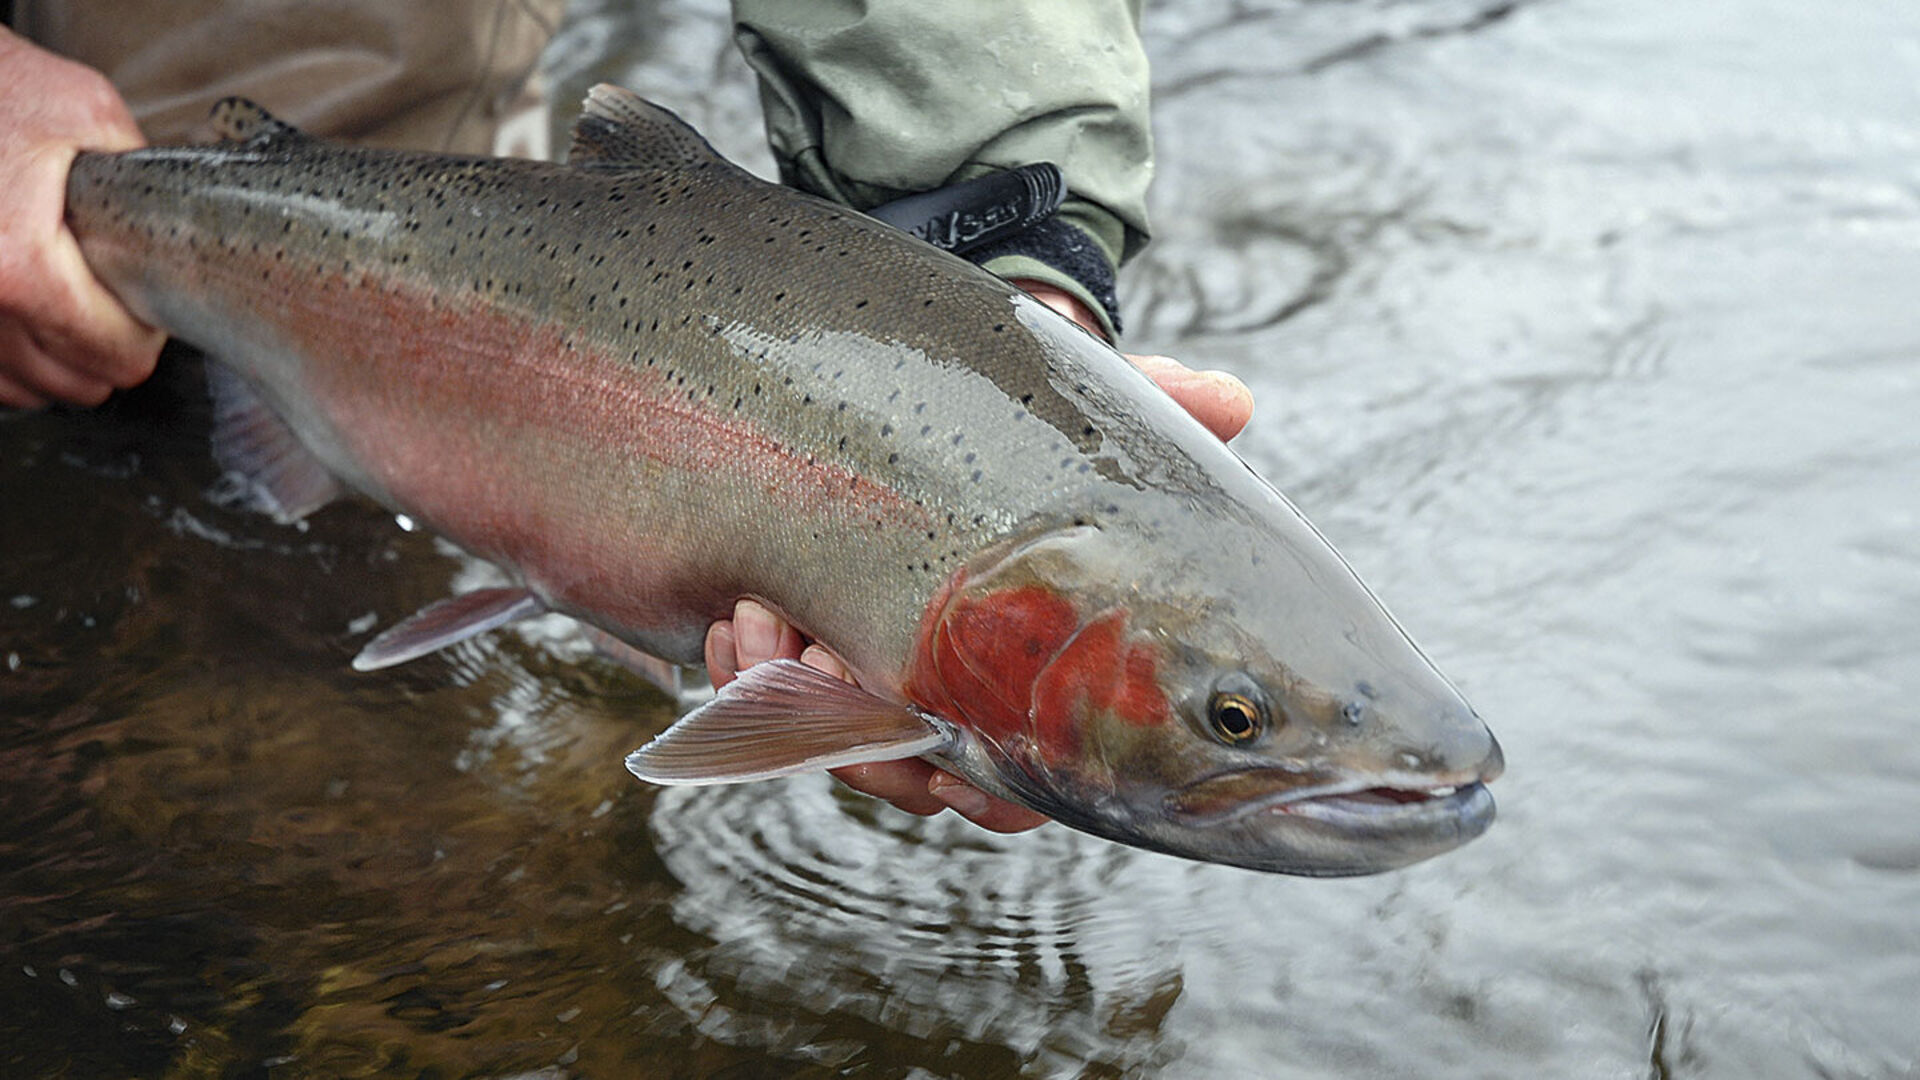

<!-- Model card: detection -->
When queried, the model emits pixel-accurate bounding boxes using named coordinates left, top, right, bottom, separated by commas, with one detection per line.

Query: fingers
left=1008, top=278, right=1256, bottom=443
left=0, top=324, right=117, bottom=407
left=831, top=759, right=949, bottom=817
left=1014, top=279, right=1107, bottom=338
left=0, top=158, right=167, bottom=399
left=27, top=230, right=166, bottom=388
left=0, top=269, right=162, bottom=406
left=804, top=639, right=1046, bottom=831
left=734, top=598, right=804, bottom=669
left=1127, top=353, right=1254, bottom=441
left=0, top=368, right=49, bottom=411
left=926, top=770, right=1051, bottom=833
left=703, top=620, right=738, bottom=689
left=0, top=29, right=164, bottom=406
left=798, top=643, right=849, bottom=681
left=704, top=597, right=806, bottom=689
left=829, top=761, right=1047, bottom=833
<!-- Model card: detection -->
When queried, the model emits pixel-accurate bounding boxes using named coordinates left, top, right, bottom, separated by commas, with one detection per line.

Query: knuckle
left=69, top=378, right=113, bottom=407
left=106, top=343, right=160, bottom=388
left=0, top=247, right=50, bottom=307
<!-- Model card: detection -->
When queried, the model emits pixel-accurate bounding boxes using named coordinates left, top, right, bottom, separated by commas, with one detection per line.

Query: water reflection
left=652, top=777, right=1185, bottom=1073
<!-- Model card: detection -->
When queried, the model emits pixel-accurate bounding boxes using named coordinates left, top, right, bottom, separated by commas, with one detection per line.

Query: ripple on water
left=648, top=777, right=1192, bottom=1072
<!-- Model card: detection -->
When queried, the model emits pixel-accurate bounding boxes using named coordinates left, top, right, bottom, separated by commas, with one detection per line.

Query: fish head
left=912, top=522, right=1504, bottom=876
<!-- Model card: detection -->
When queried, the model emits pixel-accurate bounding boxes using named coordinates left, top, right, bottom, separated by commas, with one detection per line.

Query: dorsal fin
left=206, top=97, right=308, bottom=148
left=566, top=84, right=727, bottom=169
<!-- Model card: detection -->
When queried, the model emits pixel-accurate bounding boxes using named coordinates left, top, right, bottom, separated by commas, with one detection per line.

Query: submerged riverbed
left=5, top=1, right=1919, bottom=1076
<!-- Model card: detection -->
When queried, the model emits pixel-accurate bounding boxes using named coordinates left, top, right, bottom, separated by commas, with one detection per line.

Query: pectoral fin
left=625, top=659, right=953, bottom=785
left=206, top=364, right=342, bottom=524
left=352, top=587, right=546, bottom=671
left=578, top=623, right=713, bottom=709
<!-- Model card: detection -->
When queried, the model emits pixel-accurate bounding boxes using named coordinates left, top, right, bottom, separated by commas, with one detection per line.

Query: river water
left=4, top=1, right=1918, bottom=1077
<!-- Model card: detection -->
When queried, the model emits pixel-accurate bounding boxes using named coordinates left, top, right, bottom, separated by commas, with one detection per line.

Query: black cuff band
left=864, top=166, right=1123, bottom=336
left=965, top=217, right=1124, bottom=337
left=865, top=163, right=1063, bottom=257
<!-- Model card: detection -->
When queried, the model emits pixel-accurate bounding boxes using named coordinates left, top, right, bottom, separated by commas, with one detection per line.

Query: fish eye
left=1206, top=675, right=1270, bottom=746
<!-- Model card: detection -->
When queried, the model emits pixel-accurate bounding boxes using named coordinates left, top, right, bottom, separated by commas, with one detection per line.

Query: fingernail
left=734, top=599, right=779, bottom=663
left=800, top=644, right=853, bottom=682
left=705, top=623, right=737, bottom=689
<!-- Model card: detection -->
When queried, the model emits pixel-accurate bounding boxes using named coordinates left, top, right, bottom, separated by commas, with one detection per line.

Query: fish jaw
left=1150, top=751, right=1503, bottom=875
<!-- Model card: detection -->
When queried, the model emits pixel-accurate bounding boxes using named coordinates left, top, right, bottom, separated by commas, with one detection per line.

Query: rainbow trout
left=66, top=87, right=1503, bottom=875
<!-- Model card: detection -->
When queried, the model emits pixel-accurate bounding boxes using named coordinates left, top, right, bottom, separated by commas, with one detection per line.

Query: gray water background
left=4, top=0, right=1918, bottom=1076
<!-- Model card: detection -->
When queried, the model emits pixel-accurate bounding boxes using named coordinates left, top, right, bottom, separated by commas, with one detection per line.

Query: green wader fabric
left=733, top=0, right=1153, bottom=339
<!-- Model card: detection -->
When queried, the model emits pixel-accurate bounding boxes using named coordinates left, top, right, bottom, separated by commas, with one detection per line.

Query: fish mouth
left=1155, top=768, right=1497, bottom=874
left=1273, top=780, right=1494, bottom=836
left=1164, top=768, right=1497, bottom=836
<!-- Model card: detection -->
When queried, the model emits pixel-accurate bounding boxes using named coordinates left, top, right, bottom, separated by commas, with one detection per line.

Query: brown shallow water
left=6, top=0, right=1920, bottom=1076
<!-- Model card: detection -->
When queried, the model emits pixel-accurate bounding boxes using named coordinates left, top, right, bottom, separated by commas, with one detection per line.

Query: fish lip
left=1164, top=767, right=1496, bottom=831
left=1275, top=780, right=1495, bottom=841
left=1148, top=766, right=1499, bottom=875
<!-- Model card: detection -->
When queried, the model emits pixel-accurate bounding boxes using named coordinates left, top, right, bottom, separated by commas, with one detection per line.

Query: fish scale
left=64, top=86, right=1503, bottom=875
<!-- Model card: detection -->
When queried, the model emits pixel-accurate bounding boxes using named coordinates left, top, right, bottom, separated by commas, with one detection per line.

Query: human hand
left=704, top=279, right=1255, bottom=832
left=1012, top=279, right=1253, bottom=441
left=0, top=29, right=164, bottom=409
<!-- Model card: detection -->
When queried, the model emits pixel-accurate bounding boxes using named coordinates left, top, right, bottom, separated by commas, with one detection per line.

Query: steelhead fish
left=66, top=86, right=1503, bottom=876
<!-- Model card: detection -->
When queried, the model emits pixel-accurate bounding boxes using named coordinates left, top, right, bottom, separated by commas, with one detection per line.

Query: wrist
left=972, top=213, right=1124, bottom=338
left=1006, top=278, right=1110, bottom=343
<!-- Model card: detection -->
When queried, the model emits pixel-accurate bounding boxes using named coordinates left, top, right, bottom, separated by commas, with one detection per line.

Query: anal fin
left=626, top=659, right=953, bottom=785
left=352, top=587, right=547, bottom=671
